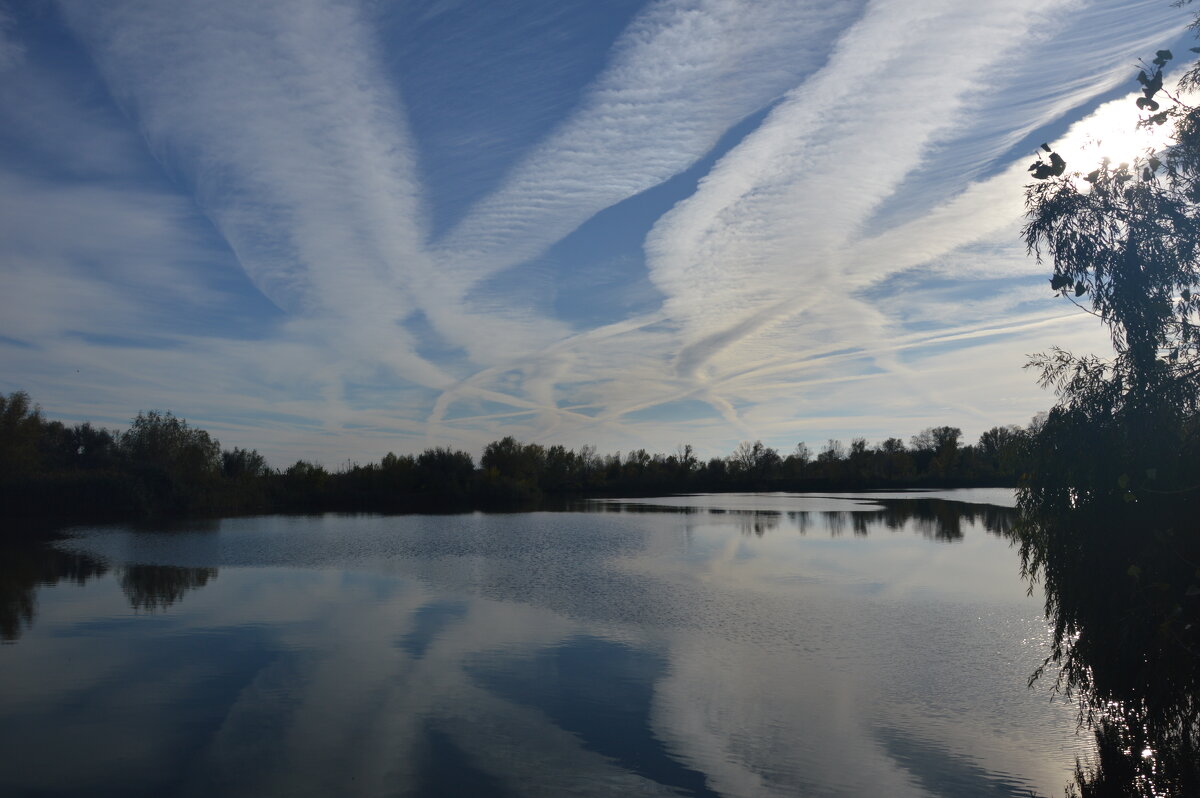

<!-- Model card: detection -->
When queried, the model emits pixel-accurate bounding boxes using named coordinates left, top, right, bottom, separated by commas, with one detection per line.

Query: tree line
left=0, top=389, right=1037, bottom=522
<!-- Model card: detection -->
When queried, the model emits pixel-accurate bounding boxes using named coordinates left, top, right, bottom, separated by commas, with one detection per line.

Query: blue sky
left=0, top=0, right=1192, bottom=466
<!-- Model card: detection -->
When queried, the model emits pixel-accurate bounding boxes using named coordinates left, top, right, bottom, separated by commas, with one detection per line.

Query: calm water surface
left=1, top=491, right=1090, bottom=796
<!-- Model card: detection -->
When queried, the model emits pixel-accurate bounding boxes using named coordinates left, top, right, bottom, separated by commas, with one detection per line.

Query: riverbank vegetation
left=0, top=389, right=1034, bottom=523
left=1020, top=20, right=1200, bottom=796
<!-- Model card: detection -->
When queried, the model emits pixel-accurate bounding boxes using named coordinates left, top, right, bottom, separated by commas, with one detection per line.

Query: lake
left=0, top=490, right=1091, bottom=797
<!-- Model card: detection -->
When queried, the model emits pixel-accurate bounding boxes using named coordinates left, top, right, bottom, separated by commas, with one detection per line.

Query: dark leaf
left=1137, top=97, right=1160, bottom=112
left=1041, top=142, right=1052, bottom=152
left=1030, top=162, right=1056, bottom=180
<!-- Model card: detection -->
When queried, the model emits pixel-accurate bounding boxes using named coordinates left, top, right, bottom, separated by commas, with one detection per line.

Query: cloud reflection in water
left=0, top=493, right=1084, bottom=796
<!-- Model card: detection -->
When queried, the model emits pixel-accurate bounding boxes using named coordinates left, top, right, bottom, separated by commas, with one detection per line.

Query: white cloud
left=0, top=0, right=1189, bottom=462
left=435, top=0, right=866, bottom=285
left=59, top=0, right=453, bottom=390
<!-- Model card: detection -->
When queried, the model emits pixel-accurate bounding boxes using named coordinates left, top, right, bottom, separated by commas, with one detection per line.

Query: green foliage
left=481, top=435, right=546, bottom=496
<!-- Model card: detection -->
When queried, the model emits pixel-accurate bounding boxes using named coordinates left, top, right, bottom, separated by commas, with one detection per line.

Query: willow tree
left=1021, top=31, right=1200, bottom=798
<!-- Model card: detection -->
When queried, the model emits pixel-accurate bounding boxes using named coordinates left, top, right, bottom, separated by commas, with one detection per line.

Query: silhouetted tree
left=873, top=437, right=915, bottom=481
left=811, top=439, right=846, bottom=480
left=976, top=425, right=1025, bottom=478
left=728, top=440, right=781, bottom=482
left=416, top=447, right=475, bottom=499
left=119, top=410, right=221, bottom=513
left=280, top=460, right=329, bottom=510
left=481, top=436, right=544, bottom=484
left=847, top=437, right=870, bottom=480
left=782, top=442, right=811, bottom=480
left=909, top=426, right=961, bottom=476
left=674, top=443, right=698, bottom=477
left=221, top=447, right=269, bottom=479
left=0, top=391, right=43, bottom=480
left=1022, top=25, right=1200, bottom=797
left=703, top=456, right=728, bottom=482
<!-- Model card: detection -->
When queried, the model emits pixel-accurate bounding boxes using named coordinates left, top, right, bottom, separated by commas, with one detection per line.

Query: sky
left=0, top=0, right=1193, bottom=467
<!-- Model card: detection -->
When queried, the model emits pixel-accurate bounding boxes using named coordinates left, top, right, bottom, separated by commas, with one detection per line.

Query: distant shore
left=1, top=391, right=1026, bottom=528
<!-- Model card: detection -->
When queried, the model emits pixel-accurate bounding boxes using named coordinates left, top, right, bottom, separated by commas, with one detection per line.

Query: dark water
left=0, top=491, right=1090, bottom=797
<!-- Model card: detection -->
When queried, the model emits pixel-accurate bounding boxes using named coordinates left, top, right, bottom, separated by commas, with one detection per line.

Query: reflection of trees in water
left=119, top=564, right=219, bottom=612
left=1017, top=568, right=1200, bottom=795
left=786, top=510, right=812, bottom=535
left=655, top=499, right=1016, bottom=540
left=582, top=501, right=704, bottom=516
left=730, top=510, right=781, bottom=537
left=857, top=499, right=1016, bottom=541
left=690, top=499, right=1019, bottom=541
left=0, top=542, right=108, bottom=641
left=804, top=500, right=1016, bottom=542
left=1016, top=493, right=1200, bottom=796
left=1072, top=712, right=1199, bottom=797
left=825, top=511, right=847, bottom=537
left=0, top=540, right=221, bottom=639
left=736, top=500, right=1016, bottom=541
left=592, top=497, right=1017, bottom=542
